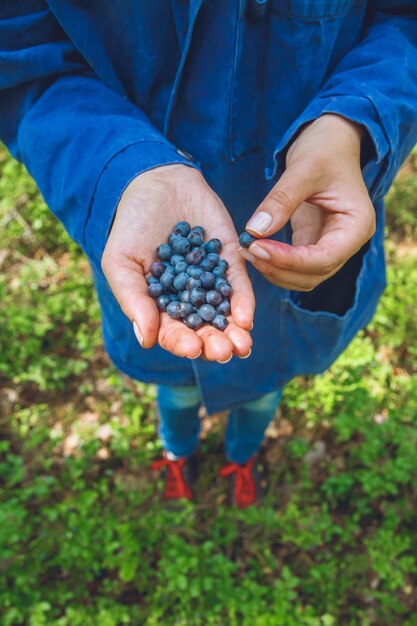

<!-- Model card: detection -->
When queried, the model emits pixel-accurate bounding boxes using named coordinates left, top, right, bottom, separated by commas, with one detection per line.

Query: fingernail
left=133, top=321, right=144, bottom=346
left=246, top=211, right=272, bottom=235
left=189, top=349, right=202, bottom=360
left=250, top=244, right=271, bottom=261
left=238, top=248, right=256, bottom=263
left=239, top=348, right=252, bottom=359
left=217, top=354, right=233, bottom=364
left=249, top=322, right=254, bottom=331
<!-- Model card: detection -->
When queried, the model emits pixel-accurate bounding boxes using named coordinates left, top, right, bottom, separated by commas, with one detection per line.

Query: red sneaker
left=218, top=454, right=268, bottom=508
left=150, top=451, right=199, bottom=502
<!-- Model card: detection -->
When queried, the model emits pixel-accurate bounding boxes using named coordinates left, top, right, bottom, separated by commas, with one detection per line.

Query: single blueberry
left=147, top=275, right=160, bottom=285
left=148, top=282, right=164, bottom=298
left=160, top=271, right=175, bottom=290
left=150, top=261, right=165, bottom=278
left=187, top=265, right=203, bottom=278
left=174, top=221, right=191, bottom=237
left=156, top=244, right=172, bottom=261
left=218, top=259, right=229, bottom=270
left=169, top=232, right=180, bottom=246
left=172, top=236, right=191, bottom=255
left=186, top=249, right=204, bottom=265
left=198, top=304, right=217, bottom=322
left=200, top=271, right=215, bottom=289
left=186, top=277, right=202, bottom=290
left=188, top=230, right=204, bottom=247
left=205, top=238, right=222, bottom=254
left=184, top=313, right=204, bottom=330
left=239, top=231, right=256, bottom=248
left=169, top=294, right=179, bottom=302
left=167, top=301, right=183, bottom=320
left=170, top=254, right=185, bottom=266
left=212, top=314, right=229, bottom=331
left=173, top=272, right=189, bottom=291
left=180, top=290, right=191, bottom=303
left=174, top=260, right=188, bottom=274
left=156, top=295, right=171, bottom=312
left=213, top=266, right=226, bottom=279
left=206, top=252, right=220, bottom=264
left=189, top=288, right=206, bottom=307
left=218, top=281, right=232, bottom=298
left=192, top=225, right=205, bottom=235
left=179, top=302, right=194, bottom=319
left=200, top=257, right=217, bottom=271
left=215, top=276, right=227, bottom=289
left=205, top=290, right=222, bottom=306
left=164, top=265, right=176, bottom=275
left=217, top=299, right=231, bottom=316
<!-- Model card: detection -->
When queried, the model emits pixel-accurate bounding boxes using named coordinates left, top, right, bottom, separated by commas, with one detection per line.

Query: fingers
left=101, top=252, right=159, bottom=348
left=158, top=314, right=203, bottom=359
left=222, top=243, right=255, bottom=330
left=245, top=162, right=319, bottom=239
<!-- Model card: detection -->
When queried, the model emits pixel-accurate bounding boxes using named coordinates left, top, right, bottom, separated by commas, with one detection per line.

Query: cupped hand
left=101, top=164, right=254, bottom=362
left=239, top=114, right=376, bottom=291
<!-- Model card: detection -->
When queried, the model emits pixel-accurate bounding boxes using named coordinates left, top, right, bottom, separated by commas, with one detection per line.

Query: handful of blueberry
left=147, top=222, right=231, bottom=331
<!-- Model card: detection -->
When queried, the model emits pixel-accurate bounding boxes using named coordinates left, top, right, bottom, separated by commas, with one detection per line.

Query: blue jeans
left=156, top=385, right=282, bottom=464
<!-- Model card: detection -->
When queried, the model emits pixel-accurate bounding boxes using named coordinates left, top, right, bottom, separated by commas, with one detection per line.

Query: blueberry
left=218, top=281, right=232, bottom=298
left=205, top=290, right=222, bottom=306
left=150, top=261, right=165, bottom=278
left=147, top=275, right=160, bottom=285
left=188, top=230, right=204, bottom=247
left=164, top=265, right=176, bottom=275
left=189, top=288, right=206, bottom=307
left=186, top=249, right=204, bottom=265
left=198, top=304, right=217, bottom=322
left=186, top=266, right=203, bottom=278
left=192, top=225, right=205, bottom=236
left=184, top=313, right=204, bottom=330
left=180, top=290, right=191, bottom=303
left=174, top=221, right=191, bottom=237
left=169, top=294, right=179, bottom=302
left=206, top=252, right=220, bottom=264
left=206, top=238, right=222, bottom=254
left=200, top=271, right=215, bottom=289
left=172, top=236, right=191, bottom=255
left=239, top=231, right=256, bottom=248
left=179, top=302, right=194, bottom=319
left=212, top=315, right=229, bottom=331
left=156, top=294, right=171, bottom=312
left=148, top=282, right=164, bottom=298
left=186, top=277, right=202, bottom=290
left=215, top=276, right=227, bottom=289
left=218, top=259, right=229, bottom=271
left=170, top=254, right=185, bottom=266
left=213, top=266, right=226, bottom=279
left=174, top=260, right=188, bottom=274
left=156, top=244, right=172, bottom=261
left=173, top=272, right=189, bottom=291
left=160, top=271, right=175, bottom=290
left=217, top=299, right=231, bottom=316
left=167, top=301, right=182, bottom=320
left=200, top=257, right=217, bottom=271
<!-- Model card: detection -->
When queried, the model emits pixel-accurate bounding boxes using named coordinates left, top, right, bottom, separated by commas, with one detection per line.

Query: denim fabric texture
left=157, top=385, right=282, bottom=464
left=1, top=1, right=416, bottom=413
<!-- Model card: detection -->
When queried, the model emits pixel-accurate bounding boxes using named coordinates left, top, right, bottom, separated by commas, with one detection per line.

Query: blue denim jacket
left=1, top=1, right=416, bottom=413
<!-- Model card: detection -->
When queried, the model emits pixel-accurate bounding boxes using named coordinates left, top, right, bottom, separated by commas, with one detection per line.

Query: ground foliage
left=0, top=145, right=417, bottom=626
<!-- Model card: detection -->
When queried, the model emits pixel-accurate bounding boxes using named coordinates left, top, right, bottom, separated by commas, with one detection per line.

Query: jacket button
left=246, top=0, right=270, bottom=21
left=176, top=147, right=196, bottom=162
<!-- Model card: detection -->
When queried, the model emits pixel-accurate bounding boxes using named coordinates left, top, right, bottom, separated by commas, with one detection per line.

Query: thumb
left=245, top=161, right=319, bottom=238
left=101, top=253, right=159, bottom=349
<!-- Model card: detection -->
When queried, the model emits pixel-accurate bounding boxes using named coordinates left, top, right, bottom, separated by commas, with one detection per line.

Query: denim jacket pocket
left=277, top=231, right=386, bottom=380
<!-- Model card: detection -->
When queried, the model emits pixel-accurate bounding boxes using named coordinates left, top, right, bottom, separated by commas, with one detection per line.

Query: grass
left=0, top=145, right=417, bottom=625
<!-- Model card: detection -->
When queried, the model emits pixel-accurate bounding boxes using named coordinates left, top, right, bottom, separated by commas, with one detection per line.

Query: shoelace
left=151, top=457, right=192, bottom=500
left=218, top=458, right=256, bottom=507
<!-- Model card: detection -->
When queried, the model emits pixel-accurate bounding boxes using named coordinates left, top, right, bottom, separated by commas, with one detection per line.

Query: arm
left=241, top=1, right=417, bottom=289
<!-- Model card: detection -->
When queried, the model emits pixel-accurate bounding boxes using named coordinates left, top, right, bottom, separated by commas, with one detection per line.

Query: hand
left=239, top=114, right=376, bottom=291
left=101, top=164, right=254, bottom=362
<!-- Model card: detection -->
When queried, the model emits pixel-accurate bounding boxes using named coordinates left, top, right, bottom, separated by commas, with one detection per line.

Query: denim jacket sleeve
left=0, top=1, right=199, bottom=270
left=267, top=1, right=417, bottom=198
